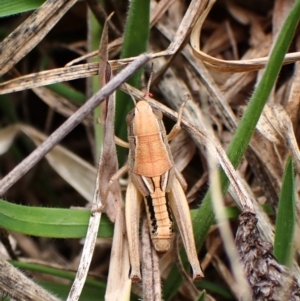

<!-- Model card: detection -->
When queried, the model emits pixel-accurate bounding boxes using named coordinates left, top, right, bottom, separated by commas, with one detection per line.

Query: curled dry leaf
left=257, top=104, right=300, bottom=173
left=256, top=104, right=283, bottom=144
left=190, top=0, right=300, bottom=72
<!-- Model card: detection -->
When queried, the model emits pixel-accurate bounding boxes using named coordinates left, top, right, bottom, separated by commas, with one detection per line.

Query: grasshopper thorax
left=126, top=100, right=163, bottom=131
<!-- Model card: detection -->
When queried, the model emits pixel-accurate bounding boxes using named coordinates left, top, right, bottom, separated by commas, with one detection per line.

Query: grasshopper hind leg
left=168, top=177, right=204, bottom=281
left=125, top=181, right=143, bottom=282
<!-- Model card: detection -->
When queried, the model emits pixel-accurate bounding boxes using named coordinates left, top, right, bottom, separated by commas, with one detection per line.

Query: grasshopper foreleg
left=103, top=165, right=129, bottom=201
left=114, top=136, right=130, bottom=148
left=167, top=97, right=187, bottom=141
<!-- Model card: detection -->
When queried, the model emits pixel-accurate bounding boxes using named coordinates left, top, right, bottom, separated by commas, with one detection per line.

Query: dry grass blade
left=66, top=166, right=102, bottom=301
left=0, top=62, right=99, bottom=95
left=105, top=208, right=131, bottom=301
left=0, top=259, right=61, bottom=301
left=0, top=0, right=78, bottom=77
left=153, top=0, right=210, bottom=57
left=0, top=54, right=150, bottom=196
left=0, top=59, right=139, bottom=95
left=0, top=125, right=19, bottom=154
left=0, top=124, right=96, bottom=201
left=98, top=14, right=122, bottom=222
left=98, top=88, right=122, bottom=222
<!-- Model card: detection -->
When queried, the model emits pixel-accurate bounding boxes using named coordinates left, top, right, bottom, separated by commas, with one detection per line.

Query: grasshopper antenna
left=145, top=63, right=154, bottom=98
left=124, top=83, right=137, bottom=105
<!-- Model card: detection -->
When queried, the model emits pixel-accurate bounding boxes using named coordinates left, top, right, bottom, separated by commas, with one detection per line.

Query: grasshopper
left=111, top=86, right=204, bottom=283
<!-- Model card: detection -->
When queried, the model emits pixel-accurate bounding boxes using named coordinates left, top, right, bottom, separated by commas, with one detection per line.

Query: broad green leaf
left=0, top=199, right=113, bottom=238
left=0, top=0, right=45, bottom=17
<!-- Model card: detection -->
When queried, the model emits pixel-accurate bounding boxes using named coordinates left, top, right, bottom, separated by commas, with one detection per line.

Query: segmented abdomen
left=144, top=187, right=173, bottom=253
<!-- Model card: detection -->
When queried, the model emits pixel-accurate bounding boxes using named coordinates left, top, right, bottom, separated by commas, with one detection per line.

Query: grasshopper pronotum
left=110, top=83, right=204, bottom=283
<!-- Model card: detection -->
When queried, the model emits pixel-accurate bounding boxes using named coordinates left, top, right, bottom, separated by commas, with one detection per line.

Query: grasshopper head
left=135, top=100, right=163, bottom=119
left=126, top=100, right=163, bottom=124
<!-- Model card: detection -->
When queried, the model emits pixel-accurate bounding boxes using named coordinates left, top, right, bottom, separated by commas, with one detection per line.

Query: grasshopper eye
left=126, top=109, right=135, bottom=124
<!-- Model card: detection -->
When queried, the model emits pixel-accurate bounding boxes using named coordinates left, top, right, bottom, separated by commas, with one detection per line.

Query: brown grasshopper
left=111, top=87, right=204, bottom=283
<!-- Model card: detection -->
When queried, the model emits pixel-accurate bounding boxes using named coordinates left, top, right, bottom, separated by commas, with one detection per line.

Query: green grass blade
left=163, top=1, right=300, bottom=299
left=274, top=156, right=295, bottom=267
left=11, top=261, right=106, bottom=288
left=11, top=261, right=105, bottom=286
left=0, top=0, right=44, bottom=17
left=48, top=83, right=85, bottom=105
left=115, top=0, right=150, bottom=165
left=87, top=5, right=104, bottom=161
left=197, top=280, right=235, bottom=299
left=38, top=281, right=105, bottom=301
left=0, top=199, right=113, bottom=238
left=195, top=291, right=206, bottom=301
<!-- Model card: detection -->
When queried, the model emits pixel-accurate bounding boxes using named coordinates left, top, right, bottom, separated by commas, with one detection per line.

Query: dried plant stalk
left=236, top=212, right=300, bottom=301
left=0, top=259, right=61, bottom=301
left=141, top=218, right=162, bottom=301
